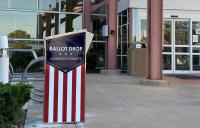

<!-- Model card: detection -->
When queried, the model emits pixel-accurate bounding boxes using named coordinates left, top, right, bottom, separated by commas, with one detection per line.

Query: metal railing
left=9, top=48, right=44, bottom=83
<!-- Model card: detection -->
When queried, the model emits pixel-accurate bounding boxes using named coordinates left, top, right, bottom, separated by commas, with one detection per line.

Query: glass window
left=122, top=56, right=127, bottom=70
left=10, top=0, right=37, bottom=10
left=60, top=14, right=82, bottom=33
left=117, top=43, right=121, bottom=55
left=163, top=54, right=172, bottom=70
left=39, top=12, right=58, bottom=38
left=0, top=11, right=15, bottom=37
left=122, top=10, right=127, bottom=24
left=193, top=55, right=200, bottom=70
left=61, top=0, right=83, bottom=13
left=117, top=9, right=129, bottom=71
left=122, top=25, right=127, bottom=42
left=192, top=21, right=200, bottom=45
left=164, top=20, right=172, bottom=45
left=91, top=15, right=106, bottom=41
left=0, top=11, right=37, bottom=39
left=122, top=43, right=127, bottom=55
left=140, top=19, right=147, bottom=43
left=175, top=47, right=190, bottom=53
left=15, top=12, right=37, bottom=38
left=9, top=40, right=44, bottom=73
left=118, top=27, right=121, bottom=55
left=86, top=42, right=105, bottom=72
left=9, top=40, right=42, bottom=49
left=163, top=47, right=171, bottom=52
left=193, top=47, right=200, bottom=53
left=39, top=0, right=60, bottom=11
left=0, top=0, right=8, bottom=9
left=175, top=55, right=190, bottom=70
left=118, top=12, right=121, bottom=26
left=175, top=21, right=190, bottom=45
left=117, top=56, right=121, bottom=69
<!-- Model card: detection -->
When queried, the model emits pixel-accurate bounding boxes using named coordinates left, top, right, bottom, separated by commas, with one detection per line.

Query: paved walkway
left=25, top=74, right=200, bottom=128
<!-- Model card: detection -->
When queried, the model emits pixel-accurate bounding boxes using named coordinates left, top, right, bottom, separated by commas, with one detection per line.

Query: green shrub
left=0, top=82, right=32, bottom=128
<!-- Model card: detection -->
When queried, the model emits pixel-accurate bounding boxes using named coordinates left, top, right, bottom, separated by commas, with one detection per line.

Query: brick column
left=147, top=0, right=163, bottom=80
left=83, top=0, right=91, bottom=31
left=107, top=0, right=117, bottom=69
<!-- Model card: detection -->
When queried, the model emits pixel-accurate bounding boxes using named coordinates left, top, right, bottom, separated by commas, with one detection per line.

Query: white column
left=0, top=36, right=9, bottom=84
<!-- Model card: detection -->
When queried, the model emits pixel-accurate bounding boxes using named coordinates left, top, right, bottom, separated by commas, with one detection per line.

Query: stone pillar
left=128, top=8, right=133, bottom=46
left=83, top=0, right=91, bottom=31
left=147, top=0, right=163, bottom=80
left=107, top=0, right=117, bottom=69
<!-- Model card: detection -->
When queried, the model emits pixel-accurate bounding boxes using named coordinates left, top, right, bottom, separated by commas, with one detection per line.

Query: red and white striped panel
left=44, top=63, right=85, bottom=123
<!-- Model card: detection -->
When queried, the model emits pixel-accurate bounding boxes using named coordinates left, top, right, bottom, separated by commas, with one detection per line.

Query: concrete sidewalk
left=25, top=74, right=200, bottom=128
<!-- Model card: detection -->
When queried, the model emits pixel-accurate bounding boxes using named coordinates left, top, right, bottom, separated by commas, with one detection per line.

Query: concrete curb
left=140, top=79, right=169, bottom=86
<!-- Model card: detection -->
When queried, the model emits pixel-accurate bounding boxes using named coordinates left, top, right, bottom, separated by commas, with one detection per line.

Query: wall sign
left=46, top=33, right=85, bottom=73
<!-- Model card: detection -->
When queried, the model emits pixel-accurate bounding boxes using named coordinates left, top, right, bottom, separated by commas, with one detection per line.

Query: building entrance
left=163, top=19, right=190, bottom=73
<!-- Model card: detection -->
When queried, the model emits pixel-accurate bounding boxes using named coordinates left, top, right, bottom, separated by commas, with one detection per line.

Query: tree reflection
left=8, top=30, right=31, bottom=39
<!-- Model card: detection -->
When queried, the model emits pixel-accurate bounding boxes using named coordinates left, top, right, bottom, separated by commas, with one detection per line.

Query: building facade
left=118, top=0, right=200, bottom=74
left=0, top=0, right=107, bottom=73
left=1, top=0, right=200, bottom=74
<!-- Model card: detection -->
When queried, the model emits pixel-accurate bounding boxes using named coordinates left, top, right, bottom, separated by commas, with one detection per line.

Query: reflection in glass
left=0, top=11, right=37, bottom=39
left=122, top=25, right=127, bottom=42
left=122, top=10, right=127, bottom=24
left=9, top=40, right=44, bottom=73
left=60, top=14, right=82, bottom=33
left=39, top=0, right=59, bottom=11
left=91, top=15, right=106, bottom=40
left=38, top=12, right=58, bottom=38
left=192, top=21, right=200, bottom=45
left=140, top=19, right=147, bottom=43
left=193, top=55, right=200, bottom=70
left=164, top=20, right=172, bottom=45
left=193, top=47, right=200, bottom=53
left=122, top=43, right=127, bottom=55
left=117, top=9, right=129, bottom=71
left=117, top=56, right=121, bottom=69
left=0, top=0, right=8, bottom=9
left=175, top=47, right=190, bottom=53
left=0, top=0, right=37, bottom=10
left=176, top=55, right=190, bottom=70
left=163, top=54, right=171, bottom=70
left=0, top=11, right=15, bottom=36
left=163, top=47, right=171, bottom=52
left=117, top=43, right=121, bottom=55
left=118, top=12, right=122, bottom=26
left=117, top=56, right=127, bottom=71
left=10, top=0, right=37, bottom=10
left=61, top=0, right=83, bottom=12
left=15, top=12, right=37, bottom=38
left=86, top=42, right=105, bottom=72
left=118, top=27, right=121, bottom=55
left=122, top=56, right=127, bottom=71
left=175, top=21, right=190, bottom=45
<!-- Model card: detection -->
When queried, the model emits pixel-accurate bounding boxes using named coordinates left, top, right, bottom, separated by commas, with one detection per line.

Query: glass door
left=163, top=19, right=191, bottom=73
left=192, top=21, right=200, bottom=71
left=174, top=20, right=190, bottom=73
left=163, top=20, right=173, bottom=73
